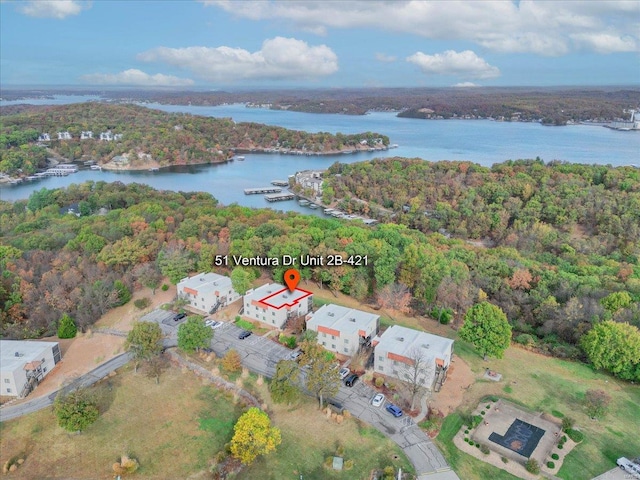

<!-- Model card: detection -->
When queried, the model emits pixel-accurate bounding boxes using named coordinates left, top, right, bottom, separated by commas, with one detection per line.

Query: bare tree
left=377, top=282, right=412, bottom=313
left=398, top=346, right=434, bottom=411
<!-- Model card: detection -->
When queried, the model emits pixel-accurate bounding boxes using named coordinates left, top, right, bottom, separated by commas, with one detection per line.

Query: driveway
left=206, top=321, right=458, bottom=478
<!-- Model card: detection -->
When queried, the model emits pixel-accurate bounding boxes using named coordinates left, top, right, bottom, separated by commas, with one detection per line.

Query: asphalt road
left=207, top=320, right=457, bottom=478
left=0, top=352, right=132, bottom=422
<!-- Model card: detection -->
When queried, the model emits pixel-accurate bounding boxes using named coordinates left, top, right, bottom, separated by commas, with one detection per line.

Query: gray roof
left=245, top=283, right=312, bottom=309
left=307, top=304, right=378, bottom=335
left=374, top=325, right=453, bottom=358
left=178, top=272, right=234, bottom=295
left=0, top=340, right=58, bottom=373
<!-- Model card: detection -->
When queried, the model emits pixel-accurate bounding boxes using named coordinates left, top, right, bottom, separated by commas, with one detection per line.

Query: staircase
left=433, top=365, right=448, bottom=392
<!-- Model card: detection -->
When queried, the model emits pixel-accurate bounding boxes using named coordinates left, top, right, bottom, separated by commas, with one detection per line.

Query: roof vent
left=422, top=343, right=430, bottom=349
left=283, top=294, right=288, bottom=299
left=349, top=318, right=356, bottom=322
left=398, top=337, right=404, bottom=342
left=328, top=312, right=334, bottom=317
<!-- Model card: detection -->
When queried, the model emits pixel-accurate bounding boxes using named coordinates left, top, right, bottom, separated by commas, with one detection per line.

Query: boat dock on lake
left=244, top=187, right=282, bottom=195
left=264, top=192, right=295, bottom=202
left=271, top=180, right=289, bottom=186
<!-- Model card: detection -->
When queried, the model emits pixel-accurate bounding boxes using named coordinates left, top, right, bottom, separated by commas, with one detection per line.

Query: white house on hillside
left=243, top=283, right=313, bottom=329
left=80, top=131, right=93, bottom=140
left=306, top=304, right=379, bottom=356
left=0, top=340, right=61, bottom=398
left=57, top=131, right=72, bottom=140
left=177, top=272, right=240, bottom=315
left=373, top=325, right=453, bottom=391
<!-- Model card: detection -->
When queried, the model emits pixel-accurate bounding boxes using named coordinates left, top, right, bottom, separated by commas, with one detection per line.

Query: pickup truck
left=617, top=457, right=640, bottom=479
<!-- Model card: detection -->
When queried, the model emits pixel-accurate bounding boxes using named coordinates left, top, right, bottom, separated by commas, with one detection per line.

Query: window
left=272, top=319, right=275, bottom=324
left=43, top=367, right=47, bottom=372
left=201, top=297, right=204, bottom=301
left=378, top=366, right=384, bottom=371
left=322, top=341, right=326, bottom=346
left=322, top=332, right=326, bottom=338
left=272, top=311, right=275, bottom=316
left=6, top=388, right=11, bottom=393
left=331, top=344, right=336, bottom=349
left=344, top=348, right=349, bottom=353
left=3, top=379, right=9, bottom=384
left=331, top=335, right=335, bottom=340
left=378, top=356, right=384, bottom=362
left=344, top=339, right=349, bottom=344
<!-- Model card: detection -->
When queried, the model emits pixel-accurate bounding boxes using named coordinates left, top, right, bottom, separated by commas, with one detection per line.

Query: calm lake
left=1, top=97, right=639, bottom=214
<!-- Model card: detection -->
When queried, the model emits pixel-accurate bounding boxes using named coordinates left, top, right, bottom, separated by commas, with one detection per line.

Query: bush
left=375, top=377, right=384, bottom=388
left=161, top=284, right=169, bottom=291
left=480, top=411, right=485, bottom=415
left=470, top=415, right=483, bottom=428
left=221, top=349, right=242, bottom=373
left=547, top=461, right=555, bottom=469
left=566, top=429, right=585, bottom=443
left=235, top=319, right=255, bottom=330
left=562, top=416, right=574, bottom=432
left=515, top=333, right=537, bottom=347
left=475, top=443, right=480, bottom=448
left=464, top=429, right=469, bottom=434
left=57, top=314, right=77, bottom=339
left=134, top=297, right=151, bottom=309
left=561, top=435, right=567, bottom=443
left=480, top=444, right=490, bottom=455
left=551, top=453, right=559, bottom=460
left=501, top=456, right=508, bottom=464
left=557, top=444, right=563, bottom=449
left=114, top=280, right=132, bottom=306
left=525, top=458, right=540, bottom=474
left=486, top=404, right=491, bottom=409
left=464, top=437, right=469, bottom=443
left=278, top=334, right=297, bottom=349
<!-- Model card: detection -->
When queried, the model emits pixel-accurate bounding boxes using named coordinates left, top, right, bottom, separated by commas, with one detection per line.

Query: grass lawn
left=435, top=414, right=519, bottom=480
left=451, top=340, right=640, bottom=480
left=238, top=394, right=414, bottom=480
left=0, top=364, right=243, bottom=479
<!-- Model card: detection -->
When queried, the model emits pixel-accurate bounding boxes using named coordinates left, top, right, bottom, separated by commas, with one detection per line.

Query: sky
left=1, top=0, right=639, bottom=89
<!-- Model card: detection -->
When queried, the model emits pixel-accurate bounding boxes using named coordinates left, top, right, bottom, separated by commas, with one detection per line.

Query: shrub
left=515, top=333, right=537, bottom=347
left=551, top=453, right=559, bottom=460
left=235, top=319, right=255, bottom=330
left=161, top=284, right=169, bottom=291
left=566, top=429, right=585, bottom=443
left=547, top=461, right=555, bottom=469
left=475, top=443, right=480, bottom=448
left=562, top=416, right=574, bottom=431
left=375, top=377, right=384, bottom=388
left=561, top=435, right=567, bottom=443
left=557, top=444, right=563, bottom=449
left=222, top=349, right=242, bottom=373
left=57, top=314, right=77, bottom=339
left=114, top=280, right=132, bottom=306
left=486, top=404, right=491, bottom=409
left=480, top=411, right=485, bottom=415
left=278, top=334, right=297, bottom=349
left=470, top=415, right=483, bottom=428
left=525, top=459, right=540, bottom=474
left=488, top=395, right=499, bottom=402
left=501, top=456, right=508, bottom=464
left=464, top=429, right=469, bottom=434
left=464, top=437, right=469, bottom=443
left=134, top=297, right=151, bottom=309
left=480, top=444, right=490, bottom=455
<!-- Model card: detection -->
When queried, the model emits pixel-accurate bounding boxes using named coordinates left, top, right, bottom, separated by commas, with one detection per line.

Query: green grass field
left=448, top=339, right=640, bottom=480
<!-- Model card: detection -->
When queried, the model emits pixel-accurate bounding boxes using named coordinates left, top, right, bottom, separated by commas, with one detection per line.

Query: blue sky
left=1, top=0, right=639, bottom=88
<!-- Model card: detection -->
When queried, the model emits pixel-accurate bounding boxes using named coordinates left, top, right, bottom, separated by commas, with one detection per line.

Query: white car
left=205, top=319, right=221, bottom=329
left=371, top=393, right=385, bottom=407
left=618, top=458, right=640, bottom=479
left=338, top=367, right=350, bottom=380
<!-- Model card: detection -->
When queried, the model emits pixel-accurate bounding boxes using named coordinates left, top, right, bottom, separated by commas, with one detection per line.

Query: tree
left=57, top=313, right=77, bottom=339
left=54, top=389, right=99, bottom=432
left=230, top=407, right=281, bottom=465
left=600, top=291, right=632, bottom=314
left=113, top=280, right=132, bottom=306
left=157, top=244, right=195, bottom=284
left=230, top=267, right=254, bottom=296
left=177, top=316, right=213, bottom=353
left=134, top=262, right=162, bottom=295
left=377, top=282, right=412, bottom=313
left=221, top=349, right=242, bottom=373
left=459, top=302, right=512, bottom=359
left=125, top=321, right=164, bottom=372
left=584, top=389, right=611, bottom=419
left=580, top=321, right=640, bottom=381
left=399, top=347, right=434, bottom=411
left=300, top=341, right=340, bottom=408
left=270, top=359, right=301, bottom=404
left=144, top=355, right=168, bottom=384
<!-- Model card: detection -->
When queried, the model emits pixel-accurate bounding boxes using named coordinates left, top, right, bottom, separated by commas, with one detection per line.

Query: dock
left=271, top=180, right=289, bottom=187
left=244, top=187, right=282, bottom=195
left=264, top=193, right=295, bottom=202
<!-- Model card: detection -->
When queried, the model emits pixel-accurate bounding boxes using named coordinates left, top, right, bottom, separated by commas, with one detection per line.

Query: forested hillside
left=0, top=103, right=389, bottom=175
left=0, top=179, right=638, bottom=380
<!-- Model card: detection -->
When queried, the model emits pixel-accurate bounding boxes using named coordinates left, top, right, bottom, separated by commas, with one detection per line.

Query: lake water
left=1, top=96, right=639, bottom=212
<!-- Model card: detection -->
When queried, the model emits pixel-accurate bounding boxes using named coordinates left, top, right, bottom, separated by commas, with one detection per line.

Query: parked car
left=371, top=393, right=385, bottom=407
left=206, top=319, right=221, bottom=329
left=173, top=312, right=187, bottom=322
left=339, top=367, right=350, bottom=380
left=344, top=373, right=359, bottom=387
left=238, top=330, right=252, bottom=340
left=289, top=350, right=303, bottom=361
left=212, top=321, right=223, bottom=329
left=618, top=458, right=640, bottom=478
left=385, top=404, right=403, bottom=417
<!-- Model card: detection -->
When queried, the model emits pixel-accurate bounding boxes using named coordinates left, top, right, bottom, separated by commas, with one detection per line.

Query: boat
left=90, top=165, right=102, bottom=170
left=298, top=199, right=310, bottom=206
left=324, top=208, right=335, bottom=214
left=308, top=204, right=319, bottom=209
left=390, top=144, right=399, bottom=148
left=235, top=155, right=245, bottom=161
left=149, top=167, right=159, bottom=172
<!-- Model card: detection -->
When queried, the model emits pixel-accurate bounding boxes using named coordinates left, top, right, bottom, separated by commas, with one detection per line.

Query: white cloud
left=18, top=0, right=89, bottom=19
left=202, top=0, right=640, bottom=55
left=138, top=37, right=338, bottom=82
left=453, top=82, right=478, bottom=88
left=407, top=50, right=500, bottom=79
left=375, top=53, right=397, bottom=63
left=80, top=69, right=194, bottom=87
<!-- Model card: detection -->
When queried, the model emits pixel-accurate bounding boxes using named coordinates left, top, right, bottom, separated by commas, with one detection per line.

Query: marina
left=271, top=180, right=289, bottom=186
left=244, top=187, right=282, bottom=195
left=264, top=192, right=295, bottom=202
